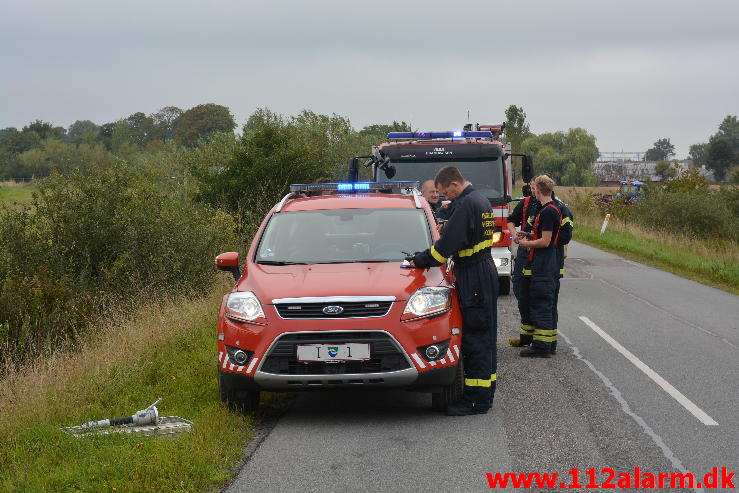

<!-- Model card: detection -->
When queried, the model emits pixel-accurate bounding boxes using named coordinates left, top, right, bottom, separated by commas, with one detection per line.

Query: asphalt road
left=225, top=241, right=738, bottom=493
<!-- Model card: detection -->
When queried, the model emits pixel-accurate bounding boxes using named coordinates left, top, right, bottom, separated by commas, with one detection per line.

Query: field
left=557, top=185, right=739, bottom=294
left=0, top=182, right=36, bottom=205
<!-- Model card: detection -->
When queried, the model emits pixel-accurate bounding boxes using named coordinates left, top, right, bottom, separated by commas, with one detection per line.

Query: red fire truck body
left=371, top=126, right=514, bottom=294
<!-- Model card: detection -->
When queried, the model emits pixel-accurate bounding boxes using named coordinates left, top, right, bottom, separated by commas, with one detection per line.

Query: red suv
left=215, top=182, right=463, bottom=411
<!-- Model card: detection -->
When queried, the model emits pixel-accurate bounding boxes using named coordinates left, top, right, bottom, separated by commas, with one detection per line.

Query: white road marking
left=579, top=316, right=719, bottom=426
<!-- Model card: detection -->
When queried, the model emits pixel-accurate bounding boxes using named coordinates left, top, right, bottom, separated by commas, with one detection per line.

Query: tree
left=0, top=127, right=17, bottom=143
left=151, top=106, right=183, bottom=142
left=714, top=115, right=739, bottom=153
left=192, top=110, right=334, bottom=235
left=655, top=161, right=678, bottom=181
left=520, top=128, right=599, bottom=186
left=67, top=120, right=100, bottom=146
left=358, top=122, right=411, bottom=137
left=23, top=120, right=65, bottom=140
left=504, top=105, right=533, bottom=179
left=504, top=105, right=532, bottom=153
left=174, top=103, right=236, bottom=147
left=706, top=138, right=735, bottom=181
left=688, top=143, right=708, bottom=167
left=645, top=138, right=675, bottom=161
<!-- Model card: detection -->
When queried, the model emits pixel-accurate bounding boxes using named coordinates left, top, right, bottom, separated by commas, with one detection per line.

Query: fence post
left=600, top=213, right=611, bottom=235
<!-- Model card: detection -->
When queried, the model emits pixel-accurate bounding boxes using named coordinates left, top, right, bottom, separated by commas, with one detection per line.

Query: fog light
left=232, top=349, right=249, bottom=365
left=425, top=345, right=440, bottom=360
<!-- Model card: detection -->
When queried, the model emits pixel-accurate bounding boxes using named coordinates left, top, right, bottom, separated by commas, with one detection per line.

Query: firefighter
left=410, top=166, right=498, bottom=415
left=516, top=175, right=561, bottom=357
left=506, top=180, right=540, bottom=348
left=551, top=191, right=574, bottom=353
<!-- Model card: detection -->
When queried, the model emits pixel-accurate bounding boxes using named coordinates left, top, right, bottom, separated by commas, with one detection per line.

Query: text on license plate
left=296, top=343, right=370, bottom=362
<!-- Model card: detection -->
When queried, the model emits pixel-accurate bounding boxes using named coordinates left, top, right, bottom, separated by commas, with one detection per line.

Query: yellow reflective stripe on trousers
left=533, top=328, right=557, bottom=342
left=458, top=239, right=493, bottom=257
left=430, top=246, right=447, bottom=263
left=523, top=269, right=532, bottom=276
left=559, top=268, right=565, bottom=275
left=519, top=324, right=534, bottom=335
left=465, top=377, right=494, bottom=387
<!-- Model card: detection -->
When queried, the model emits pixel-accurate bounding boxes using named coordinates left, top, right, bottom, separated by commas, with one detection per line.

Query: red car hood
left=238, top=261, right=449, bottom=304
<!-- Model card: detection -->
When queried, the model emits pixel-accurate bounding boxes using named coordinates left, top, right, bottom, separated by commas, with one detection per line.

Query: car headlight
left=402, top=287, right=451, bottom=319
left=492, top=231, right=502, bottom=243
left=225, top=291, right=266, bottom=322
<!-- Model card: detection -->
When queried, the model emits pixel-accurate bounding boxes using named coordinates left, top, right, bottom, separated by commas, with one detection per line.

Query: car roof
left=278, top=193, right=420, bottom=212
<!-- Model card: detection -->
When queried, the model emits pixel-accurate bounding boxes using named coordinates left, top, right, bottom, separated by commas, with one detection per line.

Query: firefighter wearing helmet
left=410, top=166, right=498, bottom=415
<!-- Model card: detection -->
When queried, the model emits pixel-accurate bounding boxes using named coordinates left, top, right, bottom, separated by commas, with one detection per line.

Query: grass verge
left=0, top=279, right=264, bottom=492
left=573, top=216, right=739, bottom=295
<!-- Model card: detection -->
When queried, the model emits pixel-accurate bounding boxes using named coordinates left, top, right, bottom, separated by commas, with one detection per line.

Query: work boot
left=519, top=345, right=551, bottom=358
left=550, top=341, right=557, bottom=354
left=446, top=399, right=490, bottom=416
left=508, top=334, right=533, bottom=347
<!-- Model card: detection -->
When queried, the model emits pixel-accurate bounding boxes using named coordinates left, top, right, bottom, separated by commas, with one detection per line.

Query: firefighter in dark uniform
left=507, top=184, right=540, bottom=348
left=551, top=193, right=574, bottom=353
left=410, top=166, right=498, bottom=415
left=516, top=175, right=561, bottom=357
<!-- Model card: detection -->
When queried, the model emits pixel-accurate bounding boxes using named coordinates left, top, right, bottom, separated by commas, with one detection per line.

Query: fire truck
left=350, top=125, right=534, bottom=295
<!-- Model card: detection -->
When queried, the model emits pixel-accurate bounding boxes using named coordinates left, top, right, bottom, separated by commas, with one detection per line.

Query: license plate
left=296, top=343, right=370, bottom=362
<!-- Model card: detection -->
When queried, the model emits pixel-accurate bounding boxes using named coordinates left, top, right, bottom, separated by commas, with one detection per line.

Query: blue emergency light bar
left=387, top=131, right=493, bottom=140
left=290, top=181, right=419, bottom=193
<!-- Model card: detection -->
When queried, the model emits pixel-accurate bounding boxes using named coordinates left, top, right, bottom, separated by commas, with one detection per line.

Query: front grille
left=275, top=301, right=392, bottom=319
left=260, top=332, right=411, bottom=375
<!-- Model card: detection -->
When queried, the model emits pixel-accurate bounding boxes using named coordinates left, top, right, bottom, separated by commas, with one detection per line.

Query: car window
left=255, top=208, right=432, bottom=264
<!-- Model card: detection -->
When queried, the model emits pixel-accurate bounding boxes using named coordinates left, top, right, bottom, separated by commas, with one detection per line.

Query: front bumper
left=491, top=246, right=512, bottom=277
left=220, top=364, right=457, bottom=391
left=217, top=302, right=463, bottom=391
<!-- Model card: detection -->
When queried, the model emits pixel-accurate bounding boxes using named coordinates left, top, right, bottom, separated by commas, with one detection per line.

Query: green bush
left=0, top=165, right=238, bottom=365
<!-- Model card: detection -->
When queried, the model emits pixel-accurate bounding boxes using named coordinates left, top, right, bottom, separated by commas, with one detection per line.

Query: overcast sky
left=2, top=0, right=738, bottom=157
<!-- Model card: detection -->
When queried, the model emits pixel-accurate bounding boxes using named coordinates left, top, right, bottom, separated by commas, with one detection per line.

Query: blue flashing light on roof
left=386, top=131, right=493, bottom=140
left=289, top=181, right=419, bottom=194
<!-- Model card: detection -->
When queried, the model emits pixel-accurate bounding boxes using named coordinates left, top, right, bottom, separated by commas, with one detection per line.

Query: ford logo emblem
left=322, top=305, right=344, bottom=315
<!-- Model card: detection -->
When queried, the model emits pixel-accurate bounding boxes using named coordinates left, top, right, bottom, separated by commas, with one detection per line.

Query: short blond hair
left=533, top=174, right=555, bottom=197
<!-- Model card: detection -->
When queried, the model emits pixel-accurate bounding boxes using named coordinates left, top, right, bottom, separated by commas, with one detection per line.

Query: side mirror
left=216, top=252, right=241, bottom=281
left=522, top=155, right=534, bottom=183
left=383, top=164, right=396, bottom=179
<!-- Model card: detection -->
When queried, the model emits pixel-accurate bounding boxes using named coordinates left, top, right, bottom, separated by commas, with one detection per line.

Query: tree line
left=645, top=115, right=738, bottom=182
left=0, top=103, right=236, bottom=179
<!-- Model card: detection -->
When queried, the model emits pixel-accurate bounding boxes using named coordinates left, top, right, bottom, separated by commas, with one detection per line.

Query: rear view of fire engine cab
left=360, top=124, right=534, bottom=295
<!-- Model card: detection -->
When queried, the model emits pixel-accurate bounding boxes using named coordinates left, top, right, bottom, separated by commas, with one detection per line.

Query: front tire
left=431, top=359, right=464, bottom=411
left=219, top=370, right=261, bottom=412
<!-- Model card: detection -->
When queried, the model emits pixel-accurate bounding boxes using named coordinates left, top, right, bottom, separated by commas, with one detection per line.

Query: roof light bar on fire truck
left=386, top=131, right=494, bottom=140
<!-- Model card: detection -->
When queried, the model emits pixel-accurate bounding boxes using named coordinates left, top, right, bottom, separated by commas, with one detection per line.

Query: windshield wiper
left=257, top=260, right=308, bottom=265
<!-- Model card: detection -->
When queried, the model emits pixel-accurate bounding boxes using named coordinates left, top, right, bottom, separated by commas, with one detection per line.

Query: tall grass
left=0, top=280, right=263, bottom=492
left=560, top=178, right=739, bottom=293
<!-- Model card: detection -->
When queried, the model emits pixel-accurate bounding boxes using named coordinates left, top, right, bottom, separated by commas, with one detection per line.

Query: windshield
left=255, top=208, right=432, bottom=264
left=382, top=159, right=505, bottom=200
left=620, top=185, right=639, bottom=195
